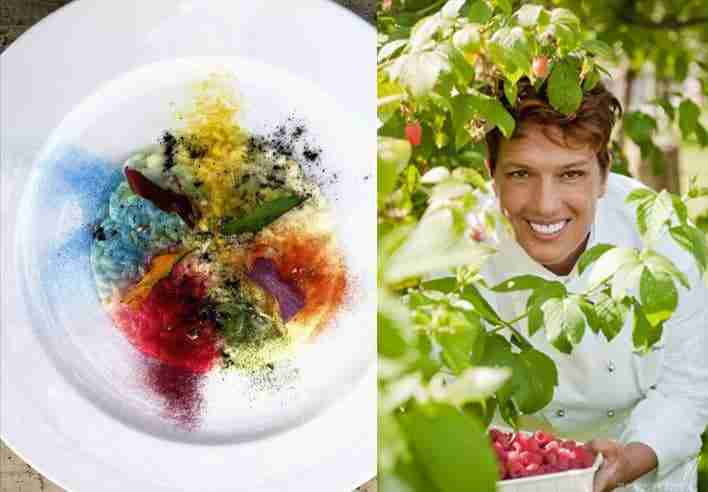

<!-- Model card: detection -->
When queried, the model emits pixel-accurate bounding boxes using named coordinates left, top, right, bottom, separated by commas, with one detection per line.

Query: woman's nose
left=532, top=179, right=562, bottom=217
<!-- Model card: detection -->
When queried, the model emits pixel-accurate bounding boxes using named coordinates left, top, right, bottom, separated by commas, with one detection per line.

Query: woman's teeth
left=529, top=220, right=567, bottom=234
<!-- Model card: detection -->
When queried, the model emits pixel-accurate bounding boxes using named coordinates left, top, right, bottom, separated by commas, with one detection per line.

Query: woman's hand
left=584, top=439, right=658, bottom=492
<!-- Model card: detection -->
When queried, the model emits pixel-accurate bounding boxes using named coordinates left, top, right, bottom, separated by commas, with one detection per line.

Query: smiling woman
left=485, top=78, right=622, bottom=276
left=480, top=77, right=708, bottom=491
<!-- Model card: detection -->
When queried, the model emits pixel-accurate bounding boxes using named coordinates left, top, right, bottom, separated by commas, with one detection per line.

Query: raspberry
left=532, top=56, right=550, bottom=78
left=561, top=439, right=577, bottom=450
left=405, top=121, right=422, bottom=146
left=545, top=440, right=560, bottom=452
left=534, top=430, right=552, bottom=447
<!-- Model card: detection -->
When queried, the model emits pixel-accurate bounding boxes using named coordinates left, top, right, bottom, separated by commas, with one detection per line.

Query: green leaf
left=462, top=398, right=498, bottom=429
left=422, top=277, right=458, bottom=293
left=493, top=0, right=512, bottom=15
left=636, top=190, right=674, bottom=242
left=610, top=261, right=644, bottom=300
left=504, top=78, right=518, bottom=107
left=632, top=299, right=664, bottom=355
left=512, top=349, right=559, bottom=413
left=467, top=0, right=493, bottom=23
left=641, top=249, right=690, bottom=289
left=442, top=0, right=467, bottom=20
left=582, top=69, right=600, bottom=91
left=547, top=58, right=583, bottom=114
left=379, top=39, right=408, bottom=63
left=409, top=14, right=443, bottom=51
left=679, top=99, right=701, bottom=140
left=222, top=194, right=306, bottom=235
left=452, top=93, right=515, bottom=149
left=550, top=8, right=580, bottom=30
left=398, top=404, right=499, bottom=492
left=639, top=268, right=677, bottom=327
left=674, top=51, right=690, bottom=82
left=542, top=297, right=586, bottom=353
left=624, top=111, right=657, bottom=144
left=526, top=281, right=567, bottom=337
left=578, top=243, right=615, bottom=276
left=479, top=334, right=515, bottom=401
left=652, top=96, right=675, bottom=121
left=695, top=123, right=708, bottom=148
left=671, top=194, right=689, bottom=225
left=447, top=46, right=476, bottom=87
left=379, top=221, right=416, bottom=270
left=625, top=187, right=656, bottom=204
left=389, top=50, right=450, bottom=98
left=581, top=39, right=613, bottom=60
left=514, top=5, right=546, bottom=27
left=579, top=293, right=628, bottom=342
left=491, top=274, right=552, bottom=293
left=435, top=312, right=485, bottom=373
left=377, top=137, right=412, bottom=197
left=460, top=283, right=503, bottom=325
left=670, top=225, right=708, bottom=275
left=378, top=75, right=405, bottom=125
left=488, top=27, right=533, bottom=76
left=384, top=208, right=496, bottom=284
left=588, top=247, right=640, bottom=289
left=498, top=397, right=520, bottom=429
left=379, top=311, right=409, bottom=358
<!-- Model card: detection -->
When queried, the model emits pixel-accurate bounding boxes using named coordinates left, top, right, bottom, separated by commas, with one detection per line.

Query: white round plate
left=0, top=2, right=376, bottom=491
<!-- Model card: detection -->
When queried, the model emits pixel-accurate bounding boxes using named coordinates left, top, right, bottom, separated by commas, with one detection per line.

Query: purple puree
left=247, top=257, right=306, bottom=322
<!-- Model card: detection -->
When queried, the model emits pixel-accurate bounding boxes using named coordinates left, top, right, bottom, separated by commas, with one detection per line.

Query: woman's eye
left=562, top=170, right=585, bottom=179
left=508, top=170, right=528, bottom=179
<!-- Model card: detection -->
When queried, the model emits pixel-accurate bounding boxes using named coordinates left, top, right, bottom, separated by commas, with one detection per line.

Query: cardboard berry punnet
left=490, top=427, right=604, bottom=492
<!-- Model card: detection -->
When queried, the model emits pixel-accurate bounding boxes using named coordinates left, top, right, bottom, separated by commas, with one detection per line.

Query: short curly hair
left=485, top=77, right=623, bottom=176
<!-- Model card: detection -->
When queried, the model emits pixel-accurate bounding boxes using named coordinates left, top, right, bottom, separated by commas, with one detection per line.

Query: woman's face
left=492, top=122, right=608, bottom=276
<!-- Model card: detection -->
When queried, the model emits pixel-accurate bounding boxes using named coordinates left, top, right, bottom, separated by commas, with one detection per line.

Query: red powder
left=116, top=264, right=221, bottom=373
left=250, top=228, right=347, bottom=335
left=145, top=361, right=205, bottom=428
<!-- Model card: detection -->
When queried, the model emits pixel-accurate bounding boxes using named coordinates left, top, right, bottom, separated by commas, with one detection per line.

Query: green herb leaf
left=222, top=194, right=306, bottom=235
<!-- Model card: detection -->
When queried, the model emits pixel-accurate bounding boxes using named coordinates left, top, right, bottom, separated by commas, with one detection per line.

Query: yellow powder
left=178, top=73, right=248, bottom=230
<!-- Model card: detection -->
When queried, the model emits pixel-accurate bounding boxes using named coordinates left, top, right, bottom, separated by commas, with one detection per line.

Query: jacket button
left=649, top=384, right=657, bottom=390
left=556, top=409, right=566, bottom=417
left=607, top=361, right=615, bottom=373
left=607, top=409, right=615, bottom=417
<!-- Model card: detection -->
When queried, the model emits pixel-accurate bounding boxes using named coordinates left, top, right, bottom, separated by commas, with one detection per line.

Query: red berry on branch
left=405, top=121, right=422, bottom=146
left=532, top=56, right=550, bottom=78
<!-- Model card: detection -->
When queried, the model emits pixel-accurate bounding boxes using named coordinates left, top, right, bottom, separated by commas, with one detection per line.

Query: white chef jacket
left=483, top=173, right=708, bottom=491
